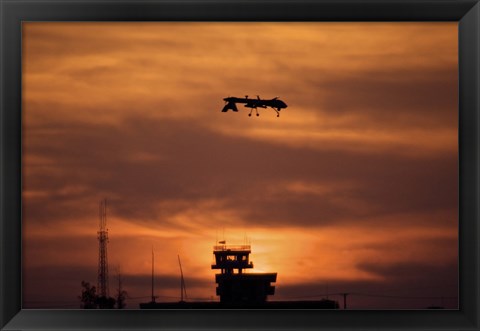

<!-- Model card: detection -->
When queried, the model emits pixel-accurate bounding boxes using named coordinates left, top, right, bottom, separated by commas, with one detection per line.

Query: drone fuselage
left=222, top=96, right=288, bottom=114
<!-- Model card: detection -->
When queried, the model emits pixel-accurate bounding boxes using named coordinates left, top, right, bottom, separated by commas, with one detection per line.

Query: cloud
left=23, top=115, right=456, bottom=230
left=275, top=260, right=458, bottom=309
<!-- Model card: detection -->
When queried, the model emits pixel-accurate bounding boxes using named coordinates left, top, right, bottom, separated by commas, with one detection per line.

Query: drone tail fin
left=221, top=102, right=238, bottom=112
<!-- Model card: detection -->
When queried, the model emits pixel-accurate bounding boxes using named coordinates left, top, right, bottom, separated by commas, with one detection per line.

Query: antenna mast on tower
left=98, top=199, right=110, bottom=298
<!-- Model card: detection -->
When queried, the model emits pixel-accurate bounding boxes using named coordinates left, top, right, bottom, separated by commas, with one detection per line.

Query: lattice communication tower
left=97, top=199, right=109, bottom=298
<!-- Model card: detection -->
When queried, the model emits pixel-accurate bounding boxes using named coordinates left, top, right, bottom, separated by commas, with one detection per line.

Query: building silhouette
left=212, top=243, right=276, bottom=303
left=140, top=242, right=338, bottom=309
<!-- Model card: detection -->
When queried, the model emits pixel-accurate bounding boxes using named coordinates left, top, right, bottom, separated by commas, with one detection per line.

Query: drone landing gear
left=248, top=108, right=260, bottom=117
left=247, top=107, right=281, bottom=118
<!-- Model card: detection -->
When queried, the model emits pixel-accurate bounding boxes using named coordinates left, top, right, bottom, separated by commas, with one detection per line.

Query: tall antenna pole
left=178, top=255, right=187, bottom=302
left=97, top=199, right=109, bottom=298
left=151, top=247, right=156, bottom=303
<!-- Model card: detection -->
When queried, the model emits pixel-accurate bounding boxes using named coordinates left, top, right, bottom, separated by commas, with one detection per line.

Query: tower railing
left=213, top=244, right=251, bottom=251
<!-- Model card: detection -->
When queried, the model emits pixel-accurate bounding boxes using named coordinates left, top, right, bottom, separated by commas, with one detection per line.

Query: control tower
left=212, top=243, right=277, bottom=303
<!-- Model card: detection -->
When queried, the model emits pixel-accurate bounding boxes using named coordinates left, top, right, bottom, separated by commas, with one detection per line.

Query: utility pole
left=342, top=293, right=349, bottom=309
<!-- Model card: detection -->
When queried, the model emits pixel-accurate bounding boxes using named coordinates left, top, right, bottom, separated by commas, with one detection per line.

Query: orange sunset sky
left=22, top=22, right=458, bottom=309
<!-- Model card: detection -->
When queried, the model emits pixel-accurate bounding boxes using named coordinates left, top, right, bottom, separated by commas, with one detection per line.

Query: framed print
left=1, top=0, right=480, bottom=330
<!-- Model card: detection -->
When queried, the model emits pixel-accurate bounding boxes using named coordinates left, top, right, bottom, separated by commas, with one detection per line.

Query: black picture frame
left=1, top=0, right=479, bottom=330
